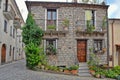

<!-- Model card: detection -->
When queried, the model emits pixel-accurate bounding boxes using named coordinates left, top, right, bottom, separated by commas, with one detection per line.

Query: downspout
left=111, top=20, right=115, bottom=67
left=106, top=9, right=109, bottom=66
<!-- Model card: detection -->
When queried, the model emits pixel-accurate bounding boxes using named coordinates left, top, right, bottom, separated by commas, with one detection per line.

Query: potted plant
left=47, top=25, right=56, bottom=30
left=62, top=18, right=69, bottom=31
left=69, top=65, right=79, bottom=75
left=64, top=67, right=71, bottom=74
left=95, top=72, right=101, bottom=78
left=102, top=48, right=107, bottom=53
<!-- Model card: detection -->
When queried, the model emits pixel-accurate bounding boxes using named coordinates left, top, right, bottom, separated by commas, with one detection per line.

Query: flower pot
left=64, top=27, right=68, bottom=31
left=95, top=74, right=100, bottom=78
left=90, top=70, right=95, bottom=75
left=71, top=70, right=78, bottom=75
left=64, top=70, right=70, bottom=74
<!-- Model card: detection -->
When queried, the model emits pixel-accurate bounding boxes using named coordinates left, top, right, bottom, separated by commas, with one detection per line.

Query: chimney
left=72, top=0, right=77, bottom=3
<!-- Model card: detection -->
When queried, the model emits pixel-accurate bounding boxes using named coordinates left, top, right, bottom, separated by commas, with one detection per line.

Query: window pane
left=52, top=11, right=56, bottom=20
left=47, top=11, right=51, bottom=20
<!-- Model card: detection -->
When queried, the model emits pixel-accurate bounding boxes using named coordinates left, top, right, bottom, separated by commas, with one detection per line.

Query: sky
left=15, top=0, right=120, bottom=22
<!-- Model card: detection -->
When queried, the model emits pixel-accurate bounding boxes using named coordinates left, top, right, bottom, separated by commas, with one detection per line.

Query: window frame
left=93, top=40, right=103, bottom=53
left=46, top=39, right=57, bottom=55
left=85, top=10, right=95, bottom=27
left=4, top=20, right=7, bottom=33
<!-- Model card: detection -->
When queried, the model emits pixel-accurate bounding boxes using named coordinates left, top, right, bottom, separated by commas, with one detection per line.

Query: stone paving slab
left=0, top=60, right=115, bottom=80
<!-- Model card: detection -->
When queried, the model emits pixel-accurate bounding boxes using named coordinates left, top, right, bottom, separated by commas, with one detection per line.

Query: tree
left=22, top=13, right=44, bottom=69
left=22, top=13, right=43, bottom=46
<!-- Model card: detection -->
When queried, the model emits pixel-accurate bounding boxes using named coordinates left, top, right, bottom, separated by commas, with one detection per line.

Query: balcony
left=14, top=17, right=21, bottom=29
left=3, top=4, right=15, bottom=20
left=43, top=30, right=68, bottom=39
left=75, top=20, right=107, bottom=37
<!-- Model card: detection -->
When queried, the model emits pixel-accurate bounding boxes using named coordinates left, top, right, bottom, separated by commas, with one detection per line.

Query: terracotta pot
left=71, top=70, right=78, bottom=75
left=64, top=70, right=70, bottom=74
left=90, top=70, right=95, bottom=75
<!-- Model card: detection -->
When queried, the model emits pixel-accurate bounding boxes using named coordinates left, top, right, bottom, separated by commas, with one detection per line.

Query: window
left=93, top=40, right=102, bottom=53
left=9, top=45, right=12, bottom=56
left=46, top=39, right=56, bottom=55
left=5, top=0, right=8, bottom=11
left=13, top=28, right=15, bottom=38
left=85, top=10, right=95, bottom=27
left=47, top=9, right=57, bottom=30
left=10, top=26, right=12, bottom=36
left=4, top=20, right=7, bottom=32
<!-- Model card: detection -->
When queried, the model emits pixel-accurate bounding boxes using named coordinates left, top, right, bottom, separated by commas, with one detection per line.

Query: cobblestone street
left=0, top=60, right=115, bottom=80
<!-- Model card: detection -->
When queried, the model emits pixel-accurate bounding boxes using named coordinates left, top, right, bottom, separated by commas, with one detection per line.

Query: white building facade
left=0, top=0, right=24, bottom=64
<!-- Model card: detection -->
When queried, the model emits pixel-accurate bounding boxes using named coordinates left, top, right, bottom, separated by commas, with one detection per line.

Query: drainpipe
left=111, top=20, right=115, bottom=67
left=106, top=10, right=109, bottom=67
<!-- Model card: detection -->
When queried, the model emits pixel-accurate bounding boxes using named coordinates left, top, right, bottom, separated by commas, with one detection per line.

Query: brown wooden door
left=1, top=44, right=6, bottom=63
left=77, top=40, right=87, bottom=62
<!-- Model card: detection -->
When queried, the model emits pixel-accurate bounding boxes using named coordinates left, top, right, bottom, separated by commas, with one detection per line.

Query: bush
left=104, top=69, right=118, bottom=79
left=22, top=13, right=43, bottom=46
left=25, top=43, right=40, bottom=69
left=113, top=66, right=120, bottom=75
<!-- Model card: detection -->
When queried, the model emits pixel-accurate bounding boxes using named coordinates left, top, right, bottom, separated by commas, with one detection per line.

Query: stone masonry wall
left=31, top=4, right=108, bottom=66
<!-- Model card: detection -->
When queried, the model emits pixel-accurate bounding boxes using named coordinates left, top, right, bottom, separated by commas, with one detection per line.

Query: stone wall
left=30, top=3, right=108, bottom=66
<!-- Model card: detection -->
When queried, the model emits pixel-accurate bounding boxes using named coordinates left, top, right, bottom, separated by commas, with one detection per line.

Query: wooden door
left=1, top=44, right=6, bottom=63
left=77, top=40, right=87, bottom=62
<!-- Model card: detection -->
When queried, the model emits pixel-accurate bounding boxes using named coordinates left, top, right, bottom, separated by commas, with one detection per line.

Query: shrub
left=113, top=66, right=120, bottom=75
left=22, top=13, right=43, bottom=46
left=104, top=69, right=118, bottom=79
left=25, top=43, right=40, bottom=69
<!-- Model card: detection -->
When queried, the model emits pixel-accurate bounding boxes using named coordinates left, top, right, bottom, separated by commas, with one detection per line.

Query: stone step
left=78, top=73, right=92, bottom=77
left=78, top=69, right=89, bottom=73
left=78, top=63, right=91, bottom=77
left=79, top=63, right=88, bottom=66
left=79, top=66, right=89, bottom=70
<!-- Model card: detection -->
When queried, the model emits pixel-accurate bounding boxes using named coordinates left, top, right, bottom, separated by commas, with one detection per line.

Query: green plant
left=69, top=65, right=79, bottom=70
left=25, top=43, right=40, bottom=69
left=22, top=13, right=43, bottom=46
left=62, top=18, right=69, bottom=27
left=113, top=66, right=120, bottom=75
left=105, top=69, right=118, bottom=79
left=47, top=25, right=56, bottom=30
left=86, top=20, right=95, bottom=33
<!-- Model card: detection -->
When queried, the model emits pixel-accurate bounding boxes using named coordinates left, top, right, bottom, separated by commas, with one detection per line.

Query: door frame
left=77, top=39, right=87, bottom=62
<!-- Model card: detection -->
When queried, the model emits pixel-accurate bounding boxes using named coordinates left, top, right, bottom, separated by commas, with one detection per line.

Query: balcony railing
left=14, top=17, right=21, bottom=29
left=3, top=4, right=15, bottom=20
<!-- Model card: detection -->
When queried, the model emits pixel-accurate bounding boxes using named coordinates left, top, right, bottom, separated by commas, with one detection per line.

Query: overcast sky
left=15, top=0, right=120, bottom=22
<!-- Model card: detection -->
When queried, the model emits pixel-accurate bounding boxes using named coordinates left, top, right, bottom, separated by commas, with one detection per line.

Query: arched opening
left=1, top=44, right=6, bottom=64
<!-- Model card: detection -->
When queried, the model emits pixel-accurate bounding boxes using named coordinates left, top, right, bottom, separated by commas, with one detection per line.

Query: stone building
left=109, top=19, right=120, bottom=67
left=0, top=0, right=24, bottom=65
left=26, top=0, right=109, bottom=66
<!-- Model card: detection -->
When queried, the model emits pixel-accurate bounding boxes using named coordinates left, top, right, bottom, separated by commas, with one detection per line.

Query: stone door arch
left=1, top=44, right=6, bottom=63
